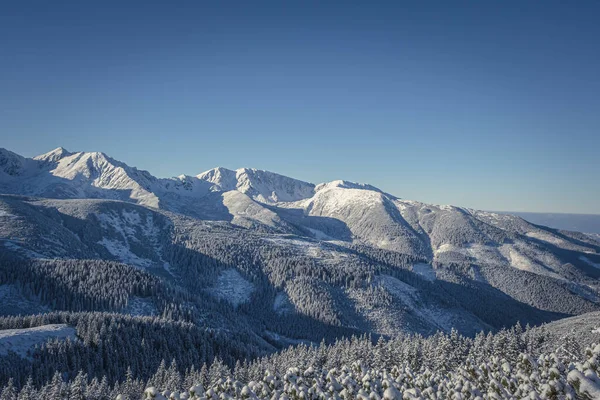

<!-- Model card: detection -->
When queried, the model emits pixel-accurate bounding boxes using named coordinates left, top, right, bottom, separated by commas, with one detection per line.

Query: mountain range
left=1, top=147, right=600, bottom=341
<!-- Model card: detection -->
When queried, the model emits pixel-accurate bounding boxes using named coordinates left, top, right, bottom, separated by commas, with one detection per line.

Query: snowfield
left=208, top=269, right=255, bottom=308
left=412, top=263, right=436, bottom=281
left=0, top=324, right=76, bottom=357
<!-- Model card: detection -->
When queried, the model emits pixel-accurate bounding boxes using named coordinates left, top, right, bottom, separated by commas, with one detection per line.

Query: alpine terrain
left=1, top=147, right=600, bottom=399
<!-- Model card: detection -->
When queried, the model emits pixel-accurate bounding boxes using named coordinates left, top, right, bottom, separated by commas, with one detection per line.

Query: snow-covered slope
left=0, top=324, right=76, bottom=357
left=3, top=147, right=600, bottom=285
left=0, top=147, right=216, bottom=210
left=198, top=167, right=315, bottom=203
left=2, top=147, right=600, bottom=338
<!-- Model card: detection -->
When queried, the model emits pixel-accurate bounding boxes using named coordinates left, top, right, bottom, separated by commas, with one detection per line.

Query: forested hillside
left=2, top=318, right=600, bottom=399
left=1, top=147, right=600, bottom=397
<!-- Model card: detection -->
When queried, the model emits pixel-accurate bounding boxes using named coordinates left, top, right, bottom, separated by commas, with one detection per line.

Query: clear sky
left=1, top=1, right=599, bottom=214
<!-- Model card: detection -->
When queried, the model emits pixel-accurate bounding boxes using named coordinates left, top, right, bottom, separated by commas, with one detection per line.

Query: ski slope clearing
left=0, top=324, right=76, bottom=357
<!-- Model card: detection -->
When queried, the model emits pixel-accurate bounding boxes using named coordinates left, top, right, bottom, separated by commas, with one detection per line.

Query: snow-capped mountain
left=1, top=146, right=600, bottom=339
left=197, top=166, right=315, bottom=203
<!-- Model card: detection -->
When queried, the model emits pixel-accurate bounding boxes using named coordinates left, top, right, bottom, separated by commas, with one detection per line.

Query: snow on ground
left=496, top=245, right=532, bottom=271
left=122, top=209, right=142, bottom=225
left=3, top=240, right=48, bottom=259
left=273, top=292, right=294, bottom=315
left=264, top=331, right=311, bottom=346
left=374, top=275, right=467, bottom=333
left=0, top=208, right=16, bottom=218
left=263, top=237, right=351, bottom=266
left=122, top=297, right=157, bottom=316
left=208, top=269, right=255, bottom=308
left=580, top=256, right=600, bottom=269
left=306, top=227, right=334, bottom=241
left=263, top=237, right=315, bottom=247
left=0, top=284, right=49, bottom=316
left=470, top=266, right=487, bottom=283
left=97, top=238, right=154, bottom=268
left=499, top=244, right=563, bottom=280
left=585, top=233, right=600, bottom=244
left=525, top=231, right=569, bottom=247
left=567, top=283, right=600, bottom=303
left=96, top=210, right=137, bottom=237
left=435, top=242, right=505, bottom=267
left=162, top=262, right=173, bottom=274
left=0, top=324, right=76, bottom=357
left=412, top=263, right=436, bottom=281
left=435, top=243, right=455, bottom=254
left=143, top=213, right=161, bottom=239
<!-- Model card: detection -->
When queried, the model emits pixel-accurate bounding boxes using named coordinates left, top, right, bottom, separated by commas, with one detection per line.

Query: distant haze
left=500, top=212, right=600, bottom=234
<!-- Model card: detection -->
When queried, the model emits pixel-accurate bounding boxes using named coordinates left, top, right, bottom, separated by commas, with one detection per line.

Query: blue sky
left=1, top=1, right=599, bottom=213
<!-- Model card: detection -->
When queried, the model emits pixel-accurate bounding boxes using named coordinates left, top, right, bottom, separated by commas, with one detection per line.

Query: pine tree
left=0, top=378, right=17, bottom=400
left=17, top=377, right=35, bottom=400
left=68, top=371, right=87, bottom=400
left=199, top=363, right=209, bottom=387
left=48, top=372, right=65, bottom=400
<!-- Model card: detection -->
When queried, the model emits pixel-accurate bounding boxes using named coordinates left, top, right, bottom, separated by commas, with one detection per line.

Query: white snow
left=0, top=284, right=48, bottom=315
left=314, top=180, right=383, bottom=194
left=208, top=269, right=255, bottom=308
left=525, top=231, right=568, bottom=246
left=96, top=211, right=136, bottom=237
left=263, top=237, right=353, bottom=267
left=580, top=256, right=600, bottom=269
left=470, top=266, right=487, bottom=283
left=122, top=297, right=157, bottom=316
left=435, top=243, right=456, bottom=254
left=498, top=244, right=563, bottom=279
left=368, top=276, right=460, bottom=333
left=97, top=238, right=154, bottom=268
left=122, top=209, right=142, bottom=225
left=198, top=167, right=315, bottom=204
left=221, top=190, right=284, bottom=229
left=567, top=369, right=600, bottom=399
left=306, top=227, right=334, bottom=241
left=273, top=292, right=294, bottom=315
left=263, top=237, right=316, bottom=247
left=0, top=208, right=16, bottom=218
left=0, top=324, right=76, bottom=357
left=412, top=263, right=436, bottom=281
left=94, top=209, right=161, bottom=268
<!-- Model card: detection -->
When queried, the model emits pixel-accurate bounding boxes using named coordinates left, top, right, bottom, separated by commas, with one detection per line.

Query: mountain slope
left=1, top=147, right=600, bottom=340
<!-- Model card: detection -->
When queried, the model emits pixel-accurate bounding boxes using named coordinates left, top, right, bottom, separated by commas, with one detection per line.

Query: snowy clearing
left=306, top=227, right=334, bottom=241
left=97, top=238, right=154, bottom=268
left=208, top=269, right=254, bottom=308
left=273, top=292, right=294, bottom=315
left=412, top=263, right=436, bottom=281
left=0, top=208, right=16, bottom=218
left=122, top=297, right=157, bottom=316
left=525, top=231, right=568, bottom=247
left=0, top=324, right=76, bottom=357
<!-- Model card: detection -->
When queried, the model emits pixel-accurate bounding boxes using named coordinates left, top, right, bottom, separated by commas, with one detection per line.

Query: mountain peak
left=233, top=167, right=315, bottom=203
left=315, top=179, right=390, bottom=196
left=196, top=166, right=315, bottom=203
left=34, top=147, right=72, bottom=162
left=0, top=148, right=30, bottom=177
left=196, top=167, right=238, bottom=191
